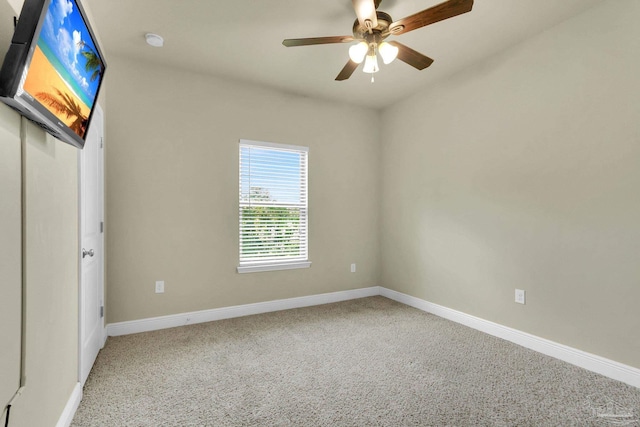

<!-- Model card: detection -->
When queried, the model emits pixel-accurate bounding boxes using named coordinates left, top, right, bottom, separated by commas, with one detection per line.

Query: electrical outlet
left=155, top=280, right=165, bottom=294
left=515, top=289, right=525, bottom=304
left=351, top=263, right=356, bottom=273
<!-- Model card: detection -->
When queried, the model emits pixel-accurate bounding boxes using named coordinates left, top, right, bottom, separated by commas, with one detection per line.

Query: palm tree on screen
left=36, top=88, right=88, bottom=136
left=78, top=41, right=104, bottom=82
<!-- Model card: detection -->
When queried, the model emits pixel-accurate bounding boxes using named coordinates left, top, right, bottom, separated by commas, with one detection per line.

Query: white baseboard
left=106, top=287, right=381, bottom=337
left=379, top=287, right=640, bottom=389
left=104, top=285, right=639, bottom=389
left=55, top=382, right=82, bottom=427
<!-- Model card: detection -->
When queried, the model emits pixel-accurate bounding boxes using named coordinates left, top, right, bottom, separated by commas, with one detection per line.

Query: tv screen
left=0, top=0, right=106, bottom=149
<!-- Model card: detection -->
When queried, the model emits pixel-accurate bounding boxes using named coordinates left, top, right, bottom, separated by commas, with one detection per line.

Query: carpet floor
left=71, top=296, right=640, bottom=426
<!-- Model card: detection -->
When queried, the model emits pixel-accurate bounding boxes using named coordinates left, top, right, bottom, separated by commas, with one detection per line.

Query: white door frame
left=78, top=104, right=105, bottom=385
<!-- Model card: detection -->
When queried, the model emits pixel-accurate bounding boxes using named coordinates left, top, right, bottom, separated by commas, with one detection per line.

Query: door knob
left=82, top=248, right=95, bottom=258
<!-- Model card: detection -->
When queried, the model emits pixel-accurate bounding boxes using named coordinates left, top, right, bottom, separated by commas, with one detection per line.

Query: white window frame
left=237, top=139, right=311, bottom=273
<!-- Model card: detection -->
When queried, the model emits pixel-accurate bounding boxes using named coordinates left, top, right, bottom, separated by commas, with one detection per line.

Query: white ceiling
left=82, top=0, right=605, bottom=109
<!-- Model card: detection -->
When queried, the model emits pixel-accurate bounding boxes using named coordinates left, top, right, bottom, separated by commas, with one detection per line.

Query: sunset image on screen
left=22, top=0, right=103, bottom=139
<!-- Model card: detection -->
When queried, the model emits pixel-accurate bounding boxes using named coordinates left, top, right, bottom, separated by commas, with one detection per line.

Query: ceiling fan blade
left=388, top=41, right=434, bottom=70
left=283, top=36, right=354, bottom=47
left=335, top=60, right=359, bottom=81
left=389, top=0, right=473, bottom=35
left=352, top=0, right=378, bottom=29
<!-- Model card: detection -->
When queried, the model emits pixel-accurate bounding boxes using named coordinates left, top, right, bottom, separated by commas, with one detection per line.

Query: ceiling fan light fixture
left=283, top=0, right=475, bottom=82
left=363, top=53, right=379, bottom=74
left=349, top=42, right=369, bottom=64
left=378, top=41, right=398, bottom=64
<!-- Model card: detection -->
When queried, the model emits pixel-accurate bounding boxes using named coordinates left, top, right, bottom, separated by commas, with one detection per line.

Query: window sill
left=237, top=261, right=312, bottom=274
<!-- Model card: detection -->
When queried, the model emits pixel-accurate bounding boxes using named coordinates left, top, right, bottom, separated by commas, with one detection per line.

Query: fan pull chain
left=371, top=75, right=374, bottom=83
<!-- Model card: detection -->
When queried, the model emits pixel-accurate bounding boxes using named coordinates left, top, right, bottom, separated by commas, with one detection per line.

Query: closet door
left=79, top=104, right=105, bottom=385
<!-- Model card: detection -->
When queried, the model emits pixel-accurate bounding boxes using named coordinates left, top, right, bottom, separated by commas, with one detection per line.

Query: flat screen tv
left=0, top=0, right=106, bottom=149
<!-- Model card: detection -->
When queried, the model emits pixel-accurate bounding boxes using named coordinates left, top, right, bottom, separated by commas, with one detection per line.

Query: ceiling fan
left=282, top=0, right=474, bottom=81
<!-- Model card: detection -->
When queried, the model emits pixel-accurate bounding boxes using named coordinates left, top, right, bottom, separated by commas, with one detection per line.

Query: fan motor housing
left=352, top=11, right=393, bottom=40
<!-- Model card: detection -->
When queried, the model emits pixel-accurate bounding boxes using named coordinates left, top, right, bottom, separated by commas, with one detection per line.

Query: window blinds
left=239, top=140, right=308, bottom=267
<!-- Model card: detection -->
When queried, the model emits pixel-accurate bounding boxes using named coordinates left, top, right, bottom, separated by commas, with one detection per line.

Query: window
left=237, top=140, right=310, bottom=273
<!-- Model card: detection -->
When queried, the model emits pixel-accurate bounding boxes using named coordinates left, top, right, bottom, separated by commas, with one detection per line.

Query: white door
left=79, top=105, right=105, bottom=385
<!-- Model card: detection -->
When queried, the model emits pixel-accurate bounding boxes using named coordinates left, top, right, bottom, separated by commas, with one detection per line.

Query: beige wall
left=104, top=57, right=381, bottom=323
left=4, top=0, right=19, bottom=13
left=0, top=103, right=21, bottom=420
left=0, top=110, right=79, bottom=426
left=381, top=0, right=640, bottom=369
left=9, top=121, right=79, bottom=427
